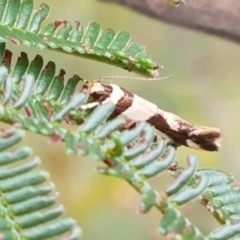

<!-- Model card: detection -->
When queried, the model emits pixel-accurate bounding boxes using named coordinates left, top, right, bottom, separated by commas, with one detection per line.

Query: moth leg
left=166, top=141, right=181, bottom=172
left=81, top=91, right=110, bottom=110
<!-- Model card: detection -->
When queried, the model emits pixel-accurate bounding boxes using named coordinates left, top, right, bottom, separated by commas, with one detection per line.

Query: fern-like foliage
left=169, top=163, right=240, bottom=239
left=0, top=127, right=81, bottom=239
left=0, top=41, right=240, bottom=239
left=0, top=0, right=160, bottom=77
left=0, top=0, right=239, bottom=239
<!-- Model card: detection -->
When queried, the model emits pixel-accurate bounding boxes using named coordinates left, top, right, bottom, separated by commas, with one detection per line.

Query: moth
left=81, top=81, right=221, bottom=151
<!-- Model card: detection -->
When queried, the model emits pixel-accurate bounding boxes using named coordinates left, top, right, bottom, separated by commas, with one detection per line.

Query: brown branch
left=99, top=0, right=240, bottom=43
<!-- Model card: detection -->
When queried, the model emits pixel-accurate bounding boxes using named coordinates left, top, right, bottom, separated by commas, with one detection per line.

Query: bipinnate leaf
left=0, top=127, right=81, bottom=239
left=0, top=0, right=160, bottom=77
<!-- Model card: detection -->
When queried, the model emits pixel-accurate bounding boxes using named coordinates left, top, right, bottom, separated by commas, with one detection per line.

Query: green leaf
left=0, top=128, right=81, bottom=239
left=0, top=0, right=160, bottom=76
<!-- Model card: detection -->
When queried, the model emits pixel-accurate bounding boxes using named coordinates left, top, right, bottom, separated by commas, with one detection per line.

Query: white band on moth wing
left=161, top=111, right=186, bottom=132
left=122, top=94, right=158, bottom=121
left=102, top=84, right=125, bottom=105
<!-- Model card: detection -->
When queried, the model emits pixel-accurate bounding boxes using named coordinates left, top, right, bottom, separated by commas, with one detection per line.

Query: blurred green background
left=7, top=0, right=240, bottom=239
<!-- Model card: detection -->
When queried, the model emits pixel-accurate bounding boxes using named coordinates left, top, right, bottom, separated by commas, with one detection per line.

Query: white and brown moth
left=82, top=81, right=221, bottom=151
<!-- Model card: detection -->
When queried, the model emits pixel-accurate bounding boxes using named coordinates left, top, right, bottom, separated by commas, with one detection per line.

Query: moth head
left=80, top=81, right=108, bottom=111
left=88, top=82, right=105, bottom=94
left=187, top=127, right=221, bottom=151
left=82, top=80, right=105, bottom=94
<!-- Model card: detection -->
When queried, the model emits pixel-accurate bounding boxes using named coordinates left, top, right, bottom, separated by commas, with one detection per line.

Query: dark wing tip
left=188, top=127, right=221, bottom=151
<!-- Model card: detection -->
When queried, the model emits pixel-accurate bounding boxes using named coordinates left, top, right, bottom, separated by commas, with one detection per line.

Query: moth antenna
left=99, top=75, right=173, bottom=81
left=98, top=79, right=112, bottom=84
left=79, top=77, right=111, bottom=85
